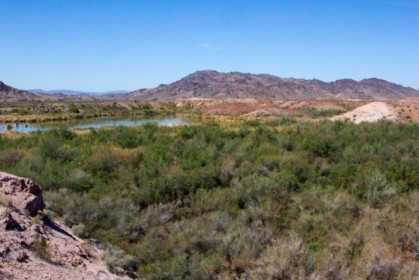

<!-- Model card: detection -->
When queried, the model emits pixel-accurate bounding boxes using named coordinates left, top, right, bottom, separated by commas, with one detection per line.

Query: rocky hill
left=128, top=71, right=419, bottom=101
left=0, top=172, right=120, bottom=280
left=0, top=82, right=96, bottom=102
left=0, top=82, right=38, bottom=102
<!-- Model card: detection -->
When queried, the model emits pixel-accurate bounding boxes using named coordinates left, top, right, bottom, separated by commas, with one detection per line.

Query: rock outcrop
left=0, top=172, right=120, bottom=280
left=0, top=172, right=45, bottom=216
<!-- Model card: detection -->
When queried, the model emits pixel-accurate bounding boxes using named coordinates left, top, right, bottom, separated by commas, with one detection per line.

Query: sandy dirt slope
left=331, top=102, right=396, bottom=124
left=391, top=97, right=419, bottom=123
left=331, top=98, right=419, bottom=124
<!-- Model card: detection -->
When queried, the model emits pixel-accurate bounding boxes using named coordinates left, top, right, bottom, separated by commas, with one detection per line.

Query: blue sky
left=1, top=0, right=418, bottom=91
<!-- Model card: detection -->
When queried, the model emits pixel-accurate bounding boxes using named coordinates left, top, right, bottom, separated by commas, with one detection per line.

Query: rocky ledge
left=0, top=172, right=120, bottom=280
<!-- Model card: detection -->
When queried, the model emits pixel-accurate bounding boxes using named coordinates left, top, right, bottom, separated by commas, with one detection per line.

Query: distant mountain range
left=0, top=82, right=97, bottom=102
left=2, top=70, right=419, bottom=102
left=128, top=70, right=419, bottom=100
left=0, top=83, right=128, bottom=102
left=28, top=89, right=130, bottom=96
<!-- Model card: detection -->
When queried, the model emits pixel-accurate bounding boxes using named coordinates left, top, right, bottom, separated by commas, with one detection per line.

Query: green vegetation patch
left=0, top=120, right=417, bottom=278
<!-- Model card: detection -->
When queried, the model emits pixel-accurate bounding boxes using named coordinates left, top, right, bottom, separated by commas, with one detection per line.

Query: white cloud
left=200, top=43, right=221, bottom=51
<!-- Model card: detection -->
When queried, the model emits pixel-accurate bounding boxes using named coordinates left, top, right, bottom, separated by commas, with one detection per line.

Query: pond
left=0, top=117, right=191, bottom=133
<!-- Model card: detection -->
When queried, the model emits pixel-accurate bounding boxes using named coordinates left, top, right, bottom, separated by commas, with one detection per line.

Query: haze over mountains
left=0, top=82, right=90, bottom=102
left=28, top=89, right=129, bottom=96
left=1, top=70, right=419, bottom=102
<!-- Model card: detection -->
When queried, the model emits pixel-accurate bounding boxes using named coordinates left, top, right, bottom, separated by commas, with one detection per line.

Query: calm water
left=0, top=117, right=190, bottom=133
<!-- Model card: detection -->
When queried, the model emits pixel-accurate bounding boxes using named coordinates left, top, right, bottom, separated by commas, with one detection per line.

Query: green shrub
left=69, top=104, right=80, bottom=113
left=0, top=148, right=22, bottom=169
left=85, top=147, right=123, bottom=176
left=30, top=238, right=52, bottom=263
left=103, top=245, right=139, bottom=275
left=38, top=135, right=74, bottom=162
left=112, top=127, right=143, bottom=148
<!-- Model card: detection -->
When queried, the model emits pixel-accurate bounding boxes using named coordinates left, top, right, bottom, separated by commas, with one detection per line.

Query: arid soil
left=332, top=98, right=419, bottom=124
left=331, top=102, right=396, bottom=124
left=180, top=97, right=418, bottom=123
left=174, top=98, right=365, bottom=115
left=390, top=97, right=419, bottom=123
left=0, top=97, right=417, bottom=125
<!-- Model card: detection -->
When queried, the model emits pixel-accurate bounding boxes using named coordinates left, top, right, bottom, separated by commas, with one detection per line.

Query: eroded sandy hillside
left=332, top=98, right=419, bottom=123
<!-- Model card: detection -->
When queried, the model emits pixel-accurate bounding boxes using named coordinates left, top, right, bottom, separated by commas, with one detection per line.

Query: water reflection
left=0, top=117, right=190, bottom=133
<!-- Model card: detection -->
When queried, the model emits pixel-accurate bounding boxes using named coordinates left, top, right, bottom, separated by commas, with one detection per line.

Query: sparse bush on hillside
left=30, top=238, right=53, bottom=263
left=103, top=244, right=138, bottom=275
